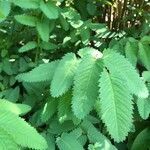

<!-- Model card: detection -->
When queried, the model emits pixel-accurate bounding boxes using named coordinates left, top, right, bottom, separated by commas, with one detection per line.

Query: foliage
left=0, top=0, right=150, bottom=149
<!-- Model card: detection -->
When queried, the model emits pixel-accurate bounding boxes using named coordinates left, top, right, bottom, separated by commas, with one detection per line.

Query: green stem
left=35, top=34, right=40, bottom=63
left=35, top=14, right=44, bottom=63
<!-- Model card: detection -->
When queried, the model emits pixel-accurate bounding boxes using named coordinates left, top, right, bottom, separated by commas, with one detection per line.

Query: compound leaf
left=99, top=70, right=133, bottom=142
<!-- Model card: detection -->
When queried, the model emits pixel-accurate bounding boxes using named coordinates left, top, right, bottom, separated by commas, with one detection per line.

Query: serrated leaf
left=48, top=119, right=75, bottom=135
left=40, top=1, right=59, bottom=19
left=0, top=1, right=11, bottom=22
left=5, top=86, right=20, bottom=102
left=80, top=28, right=90, bottom=45
left=0, top=99, right=31, bottom=115
left=78, top=135, right=87, bottom=146
left=41, top=97, right=57, bottom=122
left=15, top=15, right=37, bottom=27
left=40, top=42, right=57, bottom=51
left=51, top=53, right=79, bottom=97
left=0, top=110, right=47, bottom=149
left=78, top=47, right=99, bottom=58
left=12, top=0, right=39, bottom=9
left=16, top=61, right=58, bottom=82
left=19, top=57, right=29, bottom=72
left=56, top=133, right=84, bottom=150
left=42, top=133, right=55, bottom=150
left=99, top=70, right=133, bottom=142
left=104, top=50, right=148, bottom=99
left=137, top=97, right=150, bottom=119
left=72, top=51, right=103, bottom=119
left=0, top=127, right=20, bottom=150
left=142, top=71, right=150, bottom=82
left=18, top=41, right=37, bottom=53
left=2, top=58, right=13, bottom=75
left=81, top=120, right=116, bottom=150
left=69, top=128, right=83, bottom=139
left=125, top=40, right=138, bottom=67
left=58, top=92, right=72, bottom=123
left=138, top=42, right=150, bottom=70
left=141, top=36, right=150, bottom=44
left=36, top=18, right=50, bottom=42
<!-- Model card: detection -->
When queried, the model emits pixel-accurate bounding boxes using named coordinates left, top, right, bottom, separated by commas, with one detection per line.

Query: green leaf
left=19, top=57, right=29, bottom=72
left=16, top=61, right=58, bottom=82
left=69, top=128, right=83, bottom=139
left=141, top=36, right=150, bottom=44
left=70, top=20, right=83, bottom=28
left=5, top=86, right=20, bottom=102
left=41, top=97, right=58, bottom=122
left=18, top=41, right=37, bottom=53
left=104, top=50, right=148, bottom=99
left=58, top=92, right=72, bottom=123
left=0, top=110, right=47, bottom=149
left=2, top=59, right=13, bottom=75
left=40, top=1, right=59, bottom=19
left=125, top=40, right=138, bottom=67
left=1, top=49, right=8, bottom=58
left=78, top=47, right=98, bottom=58
left=40, top=42, right=57, bottom=51
left=88, top=23, right=106, bottom=31
left=99, top=70, right=133, bottom=142
left=138, top=42, right=150, bottom=70
left=78, top=135, right=87, bottom=146
left=12, top=0, right=39, bottom=9
left=0, top=99, right=31, bottom=115
left=63, top=8, right=83, bottom=29
left=59, top=15, right=69, bottom=31
left=0, top=127, right=20, bottom=150
left=15, top=15, right=37, bottom=27
left=81, top=120, right=116, bottom=150
left=42, top=133, right=55, bottom=150
left=0, top=1, right=11, bottom=22
left=56, top=133, right=84, bottom=150
left=131, top=128, right=150, bottom=150
left=137, top=97, right=150, bottom=119
left=142, top=71, right=150, bottom=82
left=51, top=53, right=79, bottom=97
left=87, top=3, right=97, bottom=15
left=80, top=27, right=90, bottom=45
left=36, top=18, right=50, bottom=42
left=48, top=120, right=75, bottom=135
left=72, top=50, right=103, bottom=119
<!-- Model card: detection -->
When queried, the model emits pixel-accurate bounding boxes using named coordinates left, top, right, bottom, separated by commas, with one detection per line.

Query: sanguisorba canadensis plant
left=17, top=47, right=149, bottom=143
left=0, top=0, right=150, bottom=149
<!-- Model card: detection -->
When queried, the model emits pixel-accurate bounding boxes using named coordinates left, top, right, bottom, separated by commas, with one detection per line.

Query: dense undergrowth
left=0, top=0, right=150, bottom=149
